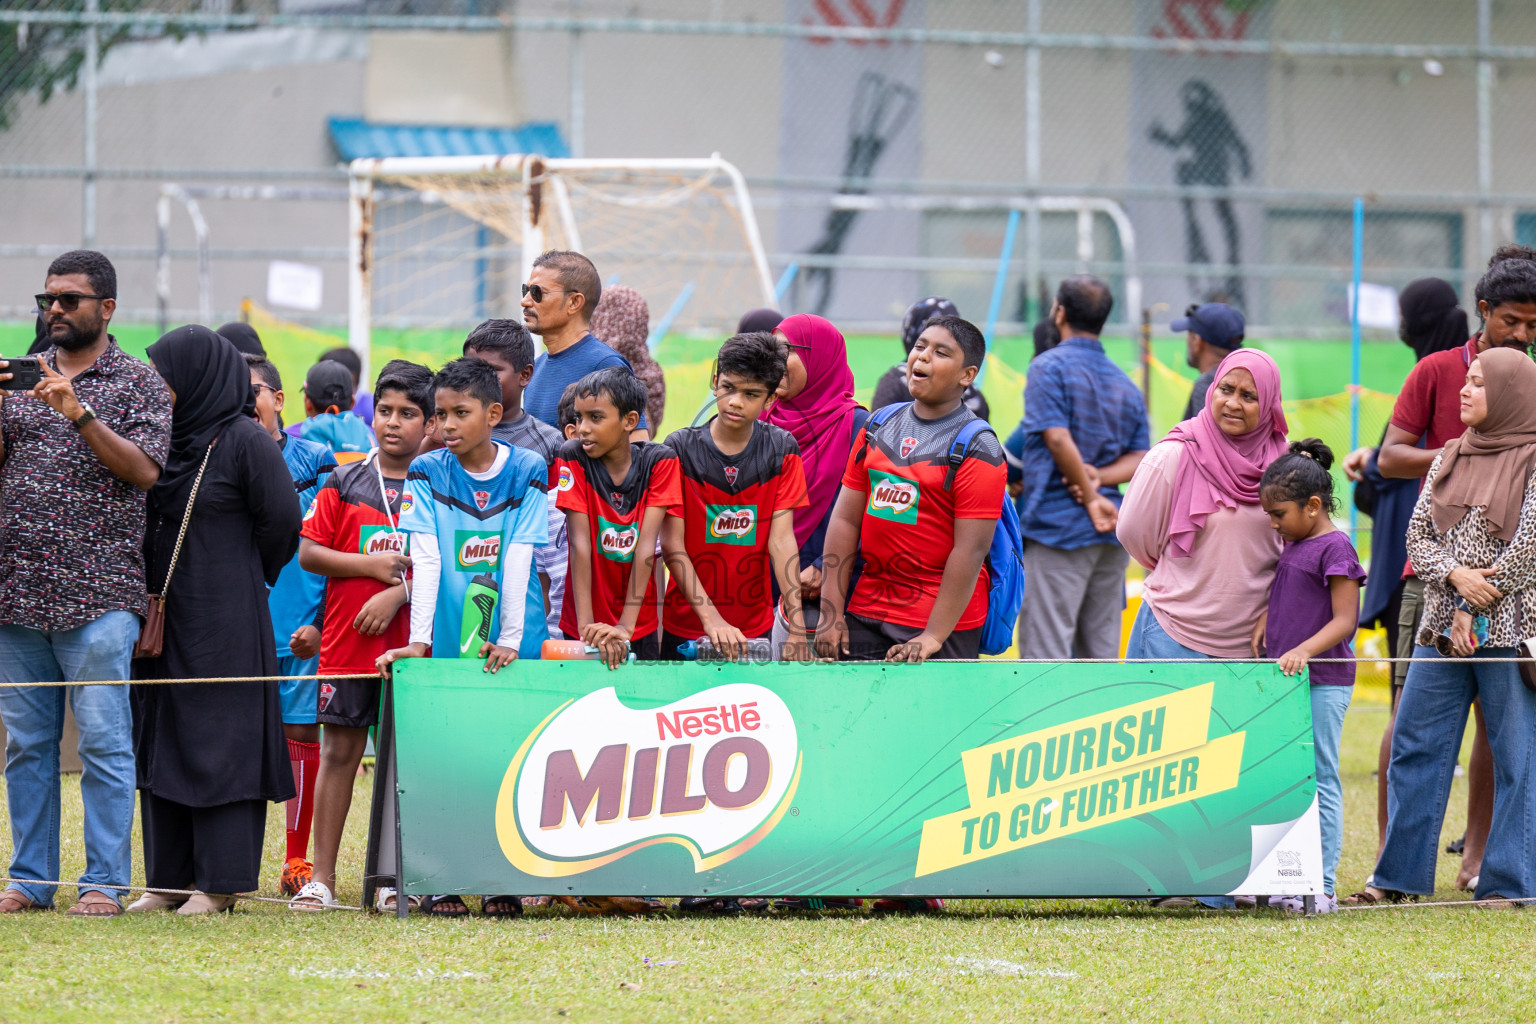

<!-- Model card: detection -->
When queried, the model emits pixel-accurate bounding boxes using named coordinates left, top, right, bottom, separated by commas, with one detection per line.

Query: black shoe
left=1446, top=834, right=1466, bottom=855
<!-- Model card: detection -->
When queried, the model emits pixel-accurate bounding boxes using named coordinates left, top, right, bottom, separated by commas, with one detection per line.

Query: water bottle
left=459, top=573, right=498, bottom=657
left=677, top=636, right=775, bottom=663
left=540, top=638, right=635, bottom=663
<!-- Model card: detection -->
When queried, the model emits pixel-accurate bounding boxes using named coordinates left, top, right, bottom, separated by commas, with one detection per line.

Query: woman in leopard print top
left=1359, top=347, right=1536, bottom=907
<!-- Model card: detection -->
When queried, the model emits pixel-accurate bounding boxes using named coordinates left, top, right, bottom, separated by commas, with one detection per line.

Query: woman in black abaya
left=130, top=326, right=301, bottom=914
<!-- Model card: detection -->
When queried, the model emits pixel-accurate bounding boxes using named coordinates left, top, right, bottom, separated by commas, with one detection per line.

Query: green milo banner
left=388, top=660, right=1323, bottom=897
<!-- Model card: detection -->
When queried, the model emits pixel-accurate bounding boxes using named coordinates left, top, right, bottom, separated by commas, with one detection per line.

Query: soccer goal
left=347, top=154, right=777, bottom=379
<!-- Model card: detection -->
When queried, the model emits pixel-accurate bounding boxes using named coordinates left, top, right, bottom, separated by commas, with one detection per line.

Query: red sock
left=285, top=739, right=320, bottom=862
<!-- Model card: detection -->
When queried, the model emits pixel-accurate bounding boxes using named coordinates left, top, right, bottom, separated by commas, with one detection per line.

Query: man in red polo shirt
left=1376, top=244, right=1536, bottom=892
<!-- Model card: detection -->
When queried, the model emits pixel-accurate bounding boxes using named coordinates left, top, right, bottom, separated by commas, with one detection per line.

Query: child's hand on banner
left=376, top=641, right=428, bottom=678
left=478, top=642, right=518, bottom=673
left=886, top=632, right=942, bottom=665
left=813, top=616, right=848, bottom=661
left=582, top=621, right=632, bottom=670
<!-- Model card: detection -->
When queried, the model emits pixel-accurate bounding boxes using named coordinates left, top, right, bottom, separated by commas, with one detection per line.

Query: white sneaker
left=289, top=880, right=337, bottom=912
left=1272, top=893, right=1338, bottom=914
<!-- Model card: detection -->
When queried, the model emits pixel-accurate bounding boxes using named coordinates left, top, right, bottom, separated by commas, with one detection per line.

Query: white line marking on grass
left=947, top=956, right=1078, bottom=978
left=796, top=959, right=1076, bottom=981
left=288, top=968, right=484, bottom=980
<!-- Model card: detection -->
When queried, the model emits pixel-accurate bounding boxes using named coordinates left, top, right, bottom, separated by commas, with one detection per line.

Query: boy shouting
left=815, top=315, right=1005, bottom=664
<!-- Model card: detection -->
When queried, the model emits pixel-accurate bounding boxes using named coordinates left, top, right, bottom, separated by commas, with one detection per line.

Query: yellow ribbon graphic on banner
left=915, top=683, right=1244, bottom=877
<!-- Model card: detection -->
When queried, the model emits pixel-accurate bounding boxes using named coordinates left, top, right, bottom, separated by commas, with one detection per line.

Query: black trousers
left=844, top=613, right=982, bottom=661
left=141, top=791, right=267, bottom=894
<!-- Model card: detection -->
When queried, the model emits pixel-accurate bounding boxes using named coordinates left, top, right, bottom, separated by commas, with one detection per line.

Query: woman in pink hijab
left=1117, top=348, right=1290, bottom=661
left=763, top=314, right=863, bottom=551
left=760, top=314, right=866, bottom=647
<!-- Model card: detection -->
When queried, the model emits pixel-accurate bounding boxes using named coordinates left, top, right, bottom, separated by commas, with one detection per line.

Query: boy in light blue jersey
left=246, top=354, right=336, bottom=896
left=377, top=356, right=547, bottom=918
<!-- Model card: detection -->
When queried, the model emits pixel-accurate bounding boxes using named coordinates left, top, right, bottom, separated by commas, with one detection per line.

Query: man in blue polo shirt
left=1175, top=301, right=1245, bottom=420
left=1018, top=275, right=1149, bottom=660
left=519, top=250, right=647, bottom=436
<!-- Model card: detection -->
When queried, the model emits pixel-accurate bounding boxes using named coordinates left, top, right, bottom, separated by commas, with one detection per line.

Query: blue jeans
left=0, top=611, right=139, bottom=906
left=1310, top=685, right=1352, bottom=897
left=1124, top=603, right=1210, bottom=661
left=1375, top=647, right=1536, bottom=899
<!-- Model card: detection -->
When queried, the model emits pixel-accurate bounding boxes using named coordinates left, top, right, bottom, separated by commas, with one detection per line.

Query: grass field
left=1, top=685, right=1530, bottom=1024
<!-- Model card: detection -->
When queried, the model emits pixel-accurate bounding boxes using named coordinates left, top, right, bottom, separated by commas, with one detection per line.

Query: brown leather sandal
left=0, top=889, right=38, bottom=913
left=1344, top=887, right=1410, bottom=905
left=66, top=891, right=123, bottom=917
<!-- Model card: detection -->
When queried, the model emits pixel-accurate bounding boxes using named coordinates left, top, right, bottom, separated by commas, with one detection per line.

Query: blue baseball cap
left=1171, top=302, right=1245, bottom=350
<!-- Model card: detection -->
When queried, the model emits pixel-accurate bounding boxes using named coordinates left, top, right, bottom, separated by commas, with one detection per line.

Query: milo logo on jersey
left=705, top=504, right=757, bottom=546
left=597, top=517, right=639, bottom=563
left=866, top=469, right=920, bottom=524
left=455, top=530, right=502, bottom=571
left=359, top=525, right=409, bottom=557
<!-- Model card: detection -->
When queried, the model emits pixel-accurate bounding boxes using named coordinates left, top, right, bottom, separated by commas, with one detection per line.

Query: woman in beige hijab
left=590, top=285, right=666, bottom=433
left=1354, top=346, right=1536, bottom=909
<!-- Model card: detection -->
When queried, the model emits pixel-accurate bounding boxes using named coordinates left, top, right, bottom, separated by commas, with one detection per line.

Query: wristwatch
left=71, top=402, right=96, bottom=430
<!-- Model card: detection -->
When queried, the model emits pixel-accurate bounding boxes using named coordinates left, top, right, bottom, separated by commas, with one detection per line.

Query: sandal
left=65, top=891, right=122, bottom=917
left=419, top=894, right=469, bottom=917
left=481, top=895, right=523, bottom=918
left=1344, top=887, right=1410, bottom=905
left=0, top=889, right=39, bottom=914
left=1475, top=894, right=1525, bottom=910
left=678, top=897, right=742, bottom=914
left=373, top=887, right=421, bottom=913
left=289, top=880, right=338, bottom=912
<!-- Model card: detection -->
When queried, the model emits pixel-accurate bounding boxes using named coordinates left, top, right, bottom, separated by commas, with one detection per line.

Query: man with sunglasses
left=519, top=250, right=648, bottom=437
left=0, top=250, right=172, bottom=917
left=1172, top=301, right=1245, bottom=421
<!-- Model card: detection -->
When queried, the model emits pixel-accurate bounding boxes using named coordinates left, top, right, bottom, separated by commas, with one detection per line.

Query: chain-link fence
left=3, top=1, right=1532, bottom=330
left=0, top=0, right=1529, bottom=505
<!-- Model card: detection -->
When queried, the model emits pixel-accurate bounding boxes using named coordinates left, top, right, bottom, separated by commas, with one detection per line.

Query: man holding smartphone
left=0, top=251, right=172, bottom=917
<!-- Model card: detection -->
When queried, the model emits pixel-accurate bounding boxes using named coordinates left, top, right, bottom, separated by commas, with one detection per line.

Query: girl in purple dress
left=1251, top=439, right=1365, bottom=913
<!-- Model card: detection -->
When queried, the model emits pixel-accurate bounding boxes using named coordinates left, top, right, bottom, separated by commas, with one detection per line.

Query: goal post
left=347, top=153, right=777, bottom=381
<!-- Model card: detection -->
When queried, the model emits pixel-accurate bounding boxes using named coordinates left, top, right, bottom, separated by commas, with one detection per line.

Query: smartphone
left=0, top=357, right=42, bottom=391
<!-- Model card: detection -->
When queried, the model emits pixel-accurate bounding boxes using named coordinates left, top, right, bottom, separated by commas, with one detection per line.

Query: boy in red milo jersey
left=660, top=332, right=810, bottom=660
left=288, top=360, right=433, bottom=912
left=816, top=315, right=1005, bottom=664
left=555, top=367, right=681, bottom=668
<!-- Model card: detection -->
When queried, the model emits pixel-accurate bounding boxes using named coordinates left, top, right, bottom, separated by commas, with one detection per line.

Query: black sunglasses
left=36, top=292, right=107, bottom=313
left=521, top=283, right=568, bottom=304
left=252, top=383, right=278, bottom=400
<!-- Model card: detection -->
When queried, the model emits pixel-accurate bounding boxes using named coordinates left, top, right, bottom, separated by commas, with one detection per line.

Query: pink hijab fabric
left=1163, top=349, right=1289, bottom=558
left=762, top=314, right=861, bottom=548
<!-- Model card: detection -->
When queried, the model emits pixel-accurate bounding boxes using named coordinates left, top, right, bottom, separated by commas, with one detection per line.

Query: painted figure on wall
left=1149, top=79, right=1253, bottom=309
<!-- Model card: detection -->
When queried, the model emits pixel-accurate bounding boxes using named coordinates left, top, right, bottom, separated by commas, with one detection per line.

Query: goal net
left=348, top=155, right=776, bottom=377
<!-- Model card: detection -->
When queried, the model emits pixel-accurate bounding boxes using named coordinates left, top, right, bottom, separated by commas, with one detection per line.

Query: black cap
left=216, top=321, right=265, bottom=357
left=304, top=359, right=354, bottom=410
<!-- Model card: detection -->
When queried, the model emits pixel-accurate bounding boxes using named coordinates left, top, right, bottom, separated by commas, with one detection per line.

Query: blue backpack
left=864, top=404, right=1025, bottom=656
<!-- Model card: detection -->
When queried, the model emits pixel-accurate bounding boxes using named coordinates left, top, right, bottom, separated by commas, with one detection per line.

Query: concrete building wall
left=3, top=2, right=1536, bottom=327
